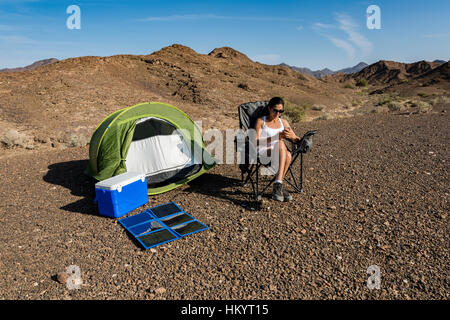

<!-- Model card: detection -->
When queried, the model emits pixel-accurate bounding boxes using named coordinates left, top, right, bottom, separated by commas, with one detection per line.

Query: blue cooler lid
left=95, top=172, right=146, bottom=192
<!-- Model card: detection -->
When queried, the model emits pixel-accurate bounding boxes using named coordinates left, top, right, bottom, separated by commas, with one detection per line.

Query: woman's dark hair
left=263, top=97, right=285, bottom=115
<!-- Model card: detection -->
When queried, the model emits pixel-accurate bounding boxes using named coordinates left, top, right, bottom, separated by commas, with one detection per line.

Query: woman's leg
left=275, top=140, right=287, bottom=181
left=278, top=140, right=293, bottom=201
left=283, top=141, right=292, bottom=177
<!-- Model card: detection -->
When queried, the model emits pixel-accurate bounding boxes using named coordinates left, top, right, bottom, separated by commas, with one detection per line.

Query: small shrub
left=356, top=78, right=368, bottom=87
left=315, top=113, right=332, bottom=120
left=344, top=83, right=353, bottom=89
left=431, top=95, right=450, bottom=105
left=411, top=100, right=432, bottom=113
left=0, top=129, right=33, bottom=149
left=378, top=96, right=392, bottom=106
left=371, top=106, right=389, bottom=114
left=387, top=101, right=406, bottom=112
left=417, top=92, right=428, bottom=98
left=282, top=98, right=309, bottom=123
left=67, top=133, right=90, bottom=147
left=311, top=104, right=324, bottom=111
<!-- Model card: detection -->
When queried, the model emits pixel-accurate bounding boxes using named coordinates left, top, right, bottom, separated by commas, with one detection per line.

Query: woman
left=254, top=97, right=301, bottom=202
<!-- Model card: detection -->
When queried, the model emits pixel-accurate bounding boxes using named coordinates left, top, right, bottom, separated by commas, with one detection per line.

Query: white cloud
left=313, top=22, right=336, bottom=30
left=329, top=37, right=356, bottom=60
left=314, top=13, right=373, bottom=60
left=335, top=13, right=373, bottom=57
left=296, top=25, right=303, bottom=31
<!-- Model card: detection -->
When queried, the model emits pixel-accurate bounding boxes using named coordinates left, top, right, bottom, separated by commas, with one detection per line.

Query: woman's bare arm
left=281, top=119, right=300, bottom=142
left=254, top=117, right=271, bottom=146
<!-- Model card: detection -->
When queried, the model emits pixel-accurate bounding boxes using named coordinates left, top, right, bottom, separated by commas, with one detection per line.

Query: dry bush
left=387, top=101, right=407, bottom=112
left=315, top=113, right=332, bottom=120
left=431, top=95, right=450, bottom=105
left=0, top=129, right=33, bottom=149
left=378, top=96, right=392, bottom=106
left=410, top=100, right=433, bottom=113
left=356, top=78, right=368, bottom=87
left=370, top=106, right=389, bottom=114
left=282, top=99, right=309, bottom=123
left=67, top=133, right=90, bottom=147
left=311, top=104, right=324, bottom=111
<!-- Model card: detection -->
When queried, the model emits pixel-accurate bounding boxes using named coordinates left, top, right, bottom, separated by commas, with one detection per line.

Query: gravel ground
left=0, top=112, right=448, bottom=300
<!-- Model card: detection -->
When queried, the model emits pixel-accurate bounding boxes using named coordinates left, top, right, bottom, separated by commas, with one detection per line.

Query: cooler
left=94, top=172, right=148, bottom=218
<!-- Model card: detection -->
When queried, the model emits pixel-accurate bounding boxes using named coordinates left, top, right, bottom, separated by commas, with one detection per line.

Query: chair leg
left=255, top=163, right=260, bottom=200
left=247, top=164, right=256, bottom=194
left=299, top=153, right=304, bottom=193
left=288, top=164, right=299, bottom=191
left=260, top=176, right=276, bottom=196
left=283, top=152, right=302, bottom=193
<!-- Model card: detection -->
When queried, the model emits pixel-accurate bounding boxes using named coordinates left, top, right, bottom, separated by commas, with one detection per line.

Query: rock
left=154, top=287, right=167, bottom=294
left=57, top=272, right=69, bottom=285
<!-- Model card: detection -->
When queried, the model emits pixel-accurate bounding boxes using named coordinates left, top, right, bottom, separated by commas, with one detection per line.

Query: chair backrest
left=238, top=101, right=269, bottom=130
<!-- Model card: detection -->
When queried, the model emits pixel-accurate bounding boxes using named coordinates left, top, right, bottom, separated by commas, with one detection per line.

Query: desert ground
left=0, top=45, right=448, bottom=299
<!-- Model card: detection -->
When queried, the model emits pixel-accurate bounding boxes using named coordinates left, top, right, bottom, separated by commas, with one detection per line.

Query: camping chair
left=235, top=101, right=317, bottom=200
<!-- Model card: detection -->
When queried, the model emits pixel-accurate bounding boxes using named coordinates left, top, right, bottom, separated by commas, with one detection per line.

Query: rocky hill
left=0, top=44, right=448, bottom=153
left=0, top=44, right=365, bottom=151
left=348, top=60, right=443, bottom=85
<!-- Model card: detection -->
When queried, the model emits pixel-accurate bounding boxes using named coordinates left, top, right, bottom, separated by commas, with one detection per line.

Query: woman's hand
left=281, top=127, right=297, bottom=140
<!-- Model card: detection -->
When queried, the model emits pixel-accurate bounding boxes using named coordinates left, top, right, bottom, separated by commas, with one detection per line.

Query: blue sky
left=0, top=0, right=449, bottom=70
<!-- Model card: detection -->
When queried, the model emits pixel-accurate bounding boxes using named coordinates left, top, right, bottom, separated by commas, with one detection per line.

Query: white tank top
left=259, top=116, right=284, bottom=153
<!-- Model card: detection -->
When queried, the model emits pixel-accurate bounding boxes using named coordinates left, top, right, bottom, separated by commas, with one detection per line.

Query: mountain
left=0, top=58, right=59, bottom=72
left=348, top=60, right=444, bottom=85
left=0, top=44, right=357, bottom=145
left=0, top=44, right=448, bottom=151
left=312, top=68, right=335, bottom=78
left=411, top=61, right=450, bottom=87
left=278, top=63, right=315, bottom=77
left=336, top=62, right=369, bottom=74
left=280, top=62, right=368, bottom=78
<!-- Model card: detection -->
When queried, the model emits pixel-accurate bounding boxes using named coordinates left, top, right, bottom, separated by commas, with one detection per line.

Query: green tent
left=86, top=102, right=216, bottom=195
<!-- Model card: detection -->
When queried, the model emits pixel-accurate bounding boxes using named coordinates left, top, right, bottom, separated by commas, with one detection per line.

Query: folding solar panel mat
left=172, top=220, right=208, bottom=237
left=138, top=229, right=178, bottom=248
left=118, top=201, right=209, bottom=249
left=150, top=202, right=182, bottom=218
left=130, top=220, right=164, bottom=236
left=119, top=211, right=153, bottom=228
left=160, top=212, right=193, bottom=228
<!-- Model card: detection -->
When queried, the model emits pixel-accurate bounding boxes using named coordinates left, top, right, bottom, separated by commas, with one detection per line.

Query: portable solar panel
left=118, top=201, right=209, bottom=249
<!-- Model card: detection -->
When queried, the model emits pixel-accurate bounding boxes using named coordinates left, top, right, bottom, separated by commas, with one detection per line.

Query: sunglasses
left=272, top=108, right=284, bottom=114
